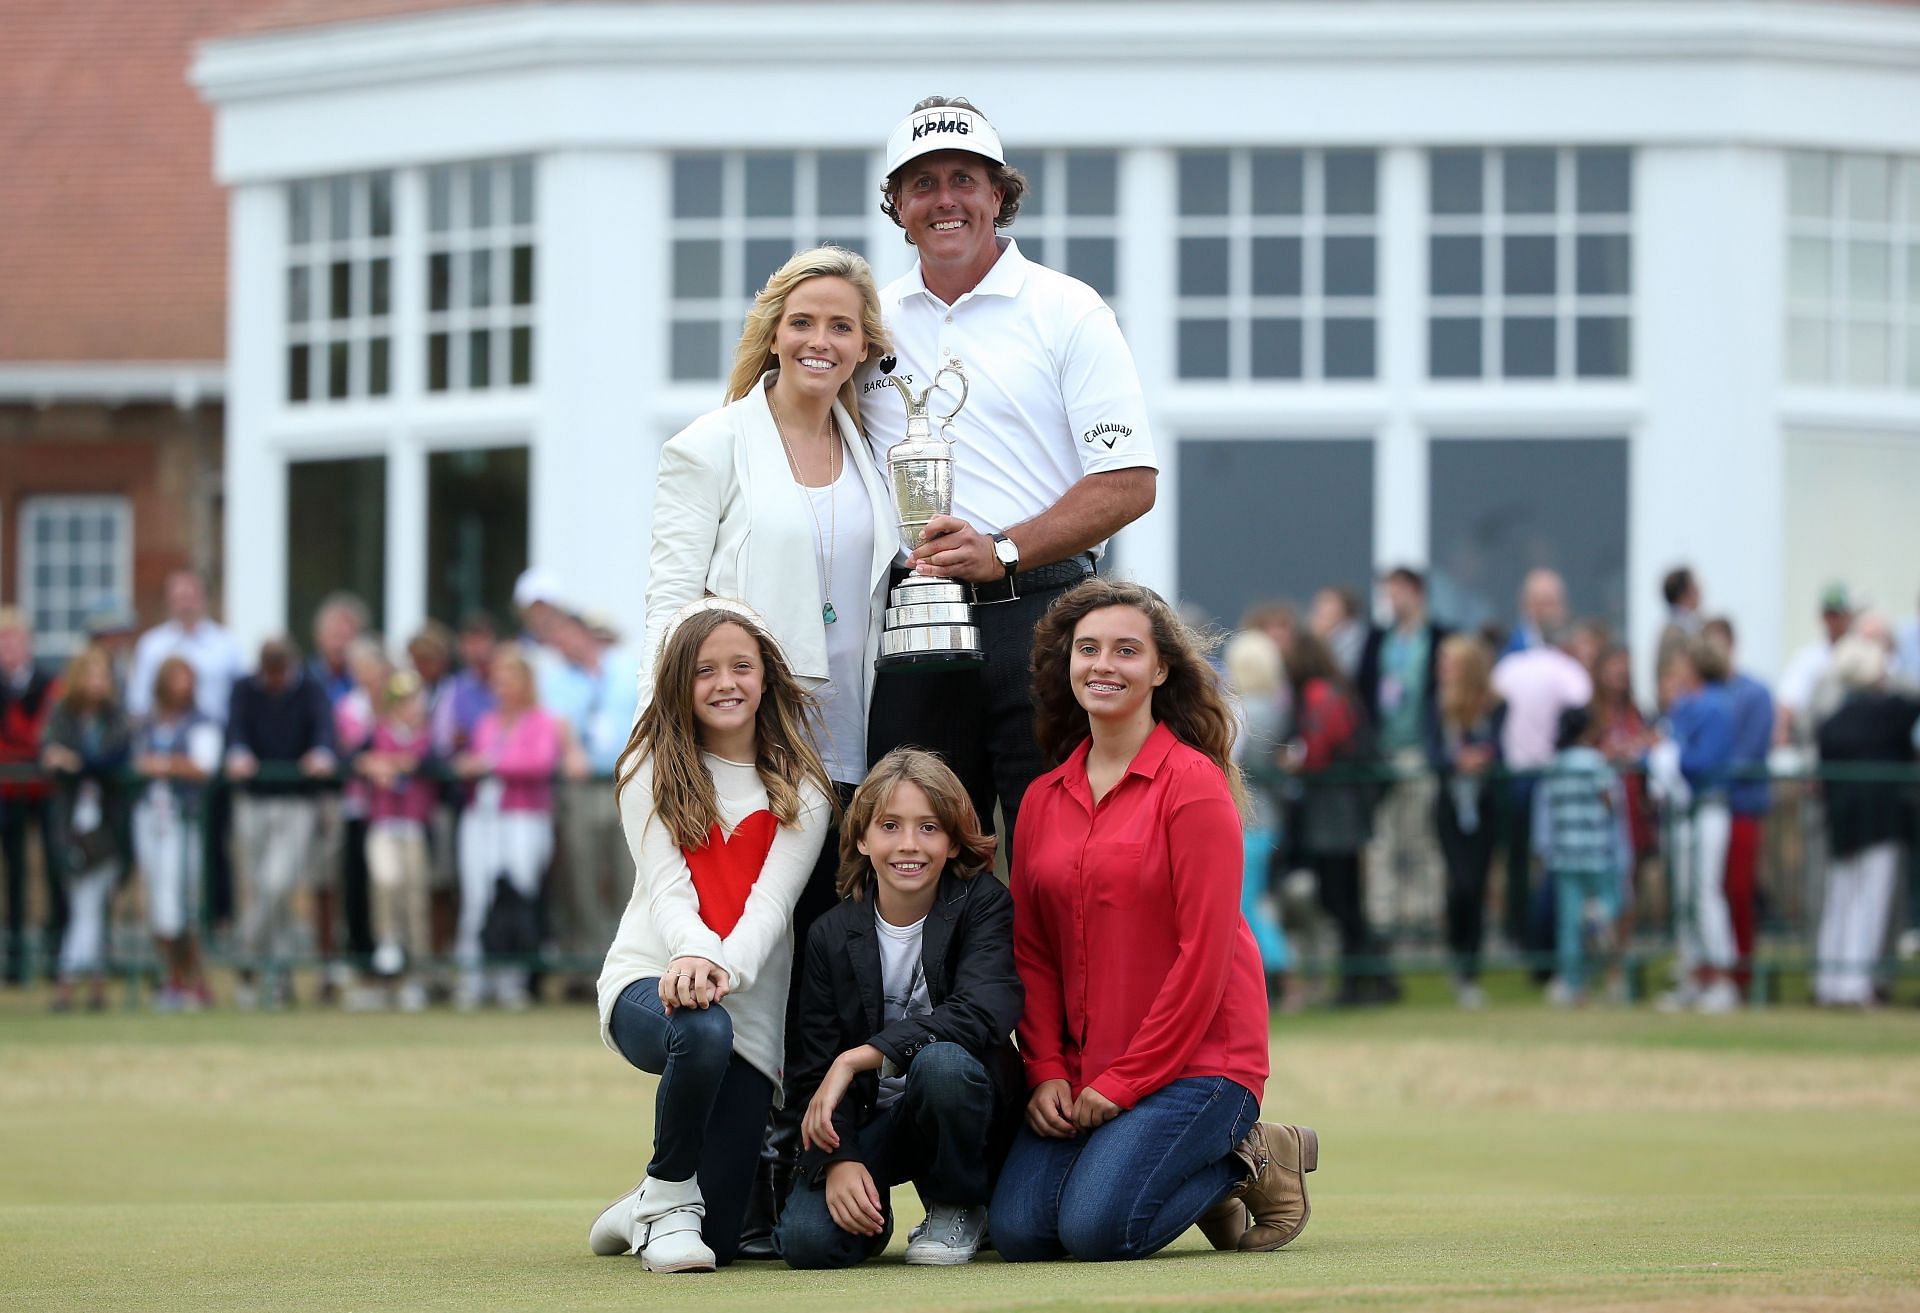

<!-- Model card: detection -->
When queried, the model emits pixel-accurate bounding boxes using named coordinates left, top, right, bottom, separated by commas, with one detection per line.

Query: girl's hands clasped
left=658, top=956, right=729, bottom=1013
left=1025, top=1078, right=1077, bottom=1138
left=1026, top=1078, right=1122, bottom=1136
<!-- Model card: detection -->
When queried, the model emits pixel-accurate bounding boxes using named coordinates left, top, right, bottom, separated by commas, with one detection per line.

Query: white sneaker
left=904, top=1203, right=987, bottom=1265
left=1696, top=979, right=1741, bottom=1014
left=395, top=980, right=428, bottom=1013
left=371, top=942, right=404, bottom=977
left=1450, top=976, right=1488, bottom=1011
left=1545, top=977, right=1582, bottom=1009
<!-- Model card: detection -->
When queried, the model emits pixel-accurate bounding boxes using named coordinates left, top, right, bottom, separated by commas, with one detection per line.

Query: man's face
left=1524, top=573, right=1566, bottom=631
left=1386, top=578, right=1422, bottom=625
left=459, top=629, right=495, bottom=672
left=315, top=606, right=359, bottom=662
left=1822, top=609, right=1852, bottom=644
left=167, top=574, right=205, bottom=625
left=892, top=151, right=1003, bottom=271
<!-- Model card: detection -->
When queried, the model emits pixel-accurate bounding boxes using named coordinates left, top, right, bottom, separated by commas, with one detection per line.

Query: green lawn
left=3, top=993, right=1918, bottom=1311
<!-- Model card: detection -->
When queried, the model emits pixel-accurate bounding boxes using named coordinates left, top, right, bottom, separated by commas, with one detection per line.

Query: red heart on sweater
left=683, top=810, right=779, bottom=937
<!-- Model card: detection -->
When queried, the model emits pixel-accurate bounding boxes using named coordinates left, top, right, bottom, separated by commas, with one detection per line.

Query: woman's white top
left=806, top=462, right=877, bottom=784
left=642, top=375, right=896, bottom=733
left=597, top=752, right=831, bottom=1099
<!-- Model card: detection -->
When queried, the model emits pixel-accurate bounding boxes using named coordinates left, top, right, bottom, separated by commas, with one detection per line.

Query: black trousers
left=1312, top=850, right=1388, bottom=984
left=865, top=573, right=1078, bottom=851
left=2, top=797, right=63, bottom=982
left=1435, top=788, right=1497, bottom=980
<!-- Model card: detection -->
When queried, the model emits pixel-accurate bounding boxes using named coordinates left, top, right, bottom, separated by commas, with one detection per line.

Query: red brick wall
left=0, top=401, right=225, bottom=628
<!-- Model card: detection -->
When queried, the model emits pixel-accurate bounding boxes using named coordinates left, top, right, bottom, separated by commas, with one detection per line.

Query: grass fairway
left=3, top=993, right=1918, bottom=1312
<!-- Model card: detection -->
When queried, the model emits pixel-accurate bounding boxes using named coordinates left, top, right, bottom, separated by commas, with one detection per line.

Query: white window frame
left=1004, top=148, right=1124, bottom=311
left=18, top=496, right=134, bottom=659
left=1426, top=146, right=1633, bottom=382
left=667, top=150, right=878, bottom=382
left=424, top=158, right=538, bottom=394
left=1785, top=150, right=1918, bottom=391
left=286, top=172, right=396, bottom=404
left=1174, top=147, right=1382, bottom=382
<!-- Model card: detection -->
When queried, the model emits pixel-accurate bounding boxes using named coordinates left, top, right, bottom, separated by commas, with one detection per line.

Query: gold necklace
left=767, top=385, right=840, bottom=625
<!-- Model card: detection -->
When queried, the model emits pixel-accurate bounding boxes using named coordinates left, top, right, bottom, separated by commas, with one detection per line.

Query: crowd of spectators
left=1223, top=565, right=1920, bottom=1013
left=0, top=566, right=638, bottom=1011
left=1, top=561, right=1917, bottom=1014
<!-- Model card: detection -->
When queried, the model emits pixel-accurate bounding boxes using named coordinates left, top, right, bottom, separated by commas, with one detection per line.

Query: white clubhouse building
left=194, top=0, right=1920, bottom=681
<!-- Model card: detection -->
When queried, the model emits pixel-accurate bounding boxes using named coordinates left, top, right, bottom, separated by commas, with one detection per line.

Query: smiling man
left=862, top=96, right=1158, bottom=850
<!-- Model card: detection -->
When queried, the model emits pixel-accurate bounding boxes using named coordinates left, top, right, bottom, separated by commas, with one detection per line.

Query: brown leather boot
left=1231, top=1122, right=1318, bottom=1251
left=1196, top=1197, right=1248, bottom=1250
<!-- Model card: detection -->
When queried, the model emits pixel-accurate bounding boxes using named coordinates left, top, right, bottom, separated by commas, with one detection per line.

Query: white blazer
left=642, top=375, right=897, bottom=710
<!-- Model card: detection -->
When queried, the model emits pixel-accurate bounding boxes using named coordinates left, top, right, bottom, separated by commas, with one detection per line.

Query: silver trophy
left=876, top=362, right=986, bottom=671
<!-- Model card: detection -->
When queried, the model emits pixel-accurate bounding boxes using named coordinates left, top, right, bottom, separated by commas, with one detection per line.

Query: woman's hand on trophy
left=910, top=514, right=1001, bottom=584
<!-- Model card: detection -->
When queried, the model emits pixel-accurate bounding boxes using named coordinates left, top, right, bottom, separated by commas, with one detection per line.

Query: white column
left=1634, top=147, right=1786, bottom=684
left=1375, top=146, right=1428, bottom=584
left=384, top=167, right=428, bottom=643
left=223, top=183, right=286, bottom=652
left=533, top=149, right=668, bottom=640
left=1117, top=147, right=1177, bottom=597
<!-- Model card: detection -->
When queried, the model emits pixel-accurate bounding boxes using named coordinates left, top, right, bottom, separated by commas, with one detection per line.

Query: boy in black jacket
left=777, top=748, right=1023, bottom=1269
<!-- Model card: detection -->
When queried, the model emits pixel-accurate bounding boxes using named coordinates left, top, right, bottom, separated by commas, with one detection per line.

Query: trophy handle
left=928, top=365, right=968, bottom=422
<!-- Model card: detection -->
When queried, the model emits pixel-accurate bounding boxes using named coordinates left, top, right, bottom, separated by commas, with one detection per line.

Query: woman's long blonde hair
left=1437, top=634, right=1497, bottom=729
left=613, top=605, right=836, bottom=849
left=724, top=245, right=892, bottom=433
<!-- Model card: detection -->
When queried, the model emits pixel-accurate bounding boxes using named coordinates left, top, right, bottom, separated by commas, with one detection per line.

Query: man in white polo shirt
left=860, top=95, right=1158, bottom=848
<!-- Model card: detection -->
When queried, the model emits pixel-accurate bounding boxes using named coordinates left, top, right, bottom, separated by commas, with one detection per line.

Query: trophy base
left=875, top=577, right=985, bottom=672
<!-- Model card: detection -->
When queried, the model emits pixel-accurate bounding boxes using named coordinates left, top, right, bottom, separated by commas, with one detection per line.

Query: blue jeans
left=1553, top=868, right=1621, bottom=991
left=776, top=1042, right=1000, bottom=1269
left=608, top=978, right=773, bottom=1266
left=990, top=1076, right=1258, bottom=1263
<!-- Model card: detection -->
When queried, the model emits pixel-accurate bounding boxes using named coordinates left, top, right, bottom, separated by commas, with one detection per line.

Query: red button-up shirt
left=1012, top=722, right=1269, bottom=1110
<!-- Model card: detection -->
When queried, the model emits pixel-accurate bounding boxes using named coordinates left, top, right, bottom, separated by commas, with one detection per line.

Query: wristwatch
left=990, top=532, right=1020, bottom=580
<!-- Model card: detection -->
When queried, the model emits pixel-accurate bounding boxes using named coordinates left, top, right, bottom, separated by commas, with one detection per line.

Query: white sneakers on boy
left=904, top=1203, right=987, bottom=1265
left=588, top=1175, right=716, bottom=1273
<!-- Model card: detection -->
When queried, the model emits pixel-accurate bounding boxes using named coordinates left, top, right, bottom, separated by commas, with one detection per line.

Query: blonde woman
left=646, top=245, right=896, bottom=1251
left=1427, top=635, right=1505, bottom=1008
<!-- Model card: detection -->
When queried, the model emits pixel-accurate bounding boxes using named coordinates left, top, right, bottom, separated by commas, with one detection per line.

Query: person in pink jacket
left=453, top=647, right=568, bottom=1008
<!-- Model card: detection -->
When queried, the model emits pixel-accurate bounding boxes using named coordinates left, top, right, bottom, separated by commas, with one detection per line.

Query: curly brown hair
left=614, top=605, right=837, bottom=849
left=835, top=748, right=996, bottom=900
left=1029, top=578, right=1248, bottom=817
left=880, top=95, right=1027, bottom=238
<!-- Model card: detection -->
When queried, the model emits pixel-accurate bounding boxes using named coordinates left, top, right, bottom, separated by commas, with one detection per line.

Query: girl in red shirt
left=991, top=578, right=1319, bottom=1262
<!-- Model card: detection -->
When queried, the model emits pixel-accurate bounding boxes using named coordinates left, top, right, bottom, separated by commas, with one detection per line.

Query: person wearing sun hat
left=861, top=95, right=1159, bottom=858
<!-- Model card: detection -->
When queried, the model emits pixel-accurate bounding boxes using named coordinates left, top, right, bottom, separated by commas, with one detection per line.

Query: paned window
left=1174, top=149, right=1380, bottom=381
left=1426, top=148, right=1632, bottom=380
left=286, top=173, right=395, bottom=403
left=1004, top=149, right=1122, bottom=305
left=1786, top=152, right=1920, bottom=389
left=18, top=497, right=133, bottom=658
left=669, top=151, right=873, bottom=381
left=426, top=159, right=537, bottom=392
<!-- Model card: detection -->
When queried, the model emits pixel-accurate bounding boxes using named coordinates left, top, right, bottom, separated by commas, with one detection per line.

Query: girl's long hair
left=1029, top=577, right=1249, bottom=817
left=724, top=245, right=892, bottom=434
left=1436, top=633, right=1497, bottom=729
left=614, top=606, right=835, bottom=849
left=56, top=646, right=116, bottom=717
left=835, top=748, right=996, bottom=900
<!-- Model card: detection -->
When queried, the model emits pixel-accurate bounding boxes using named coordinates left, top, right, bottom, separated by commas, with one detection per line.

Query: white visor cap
left=885, top=103, right=1006, bottom=178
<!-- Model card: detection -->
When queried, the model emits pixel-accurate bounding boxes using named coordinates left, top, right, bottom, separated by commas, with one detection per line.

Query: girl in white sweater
left=590, top=600, right=835, bottom=1272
